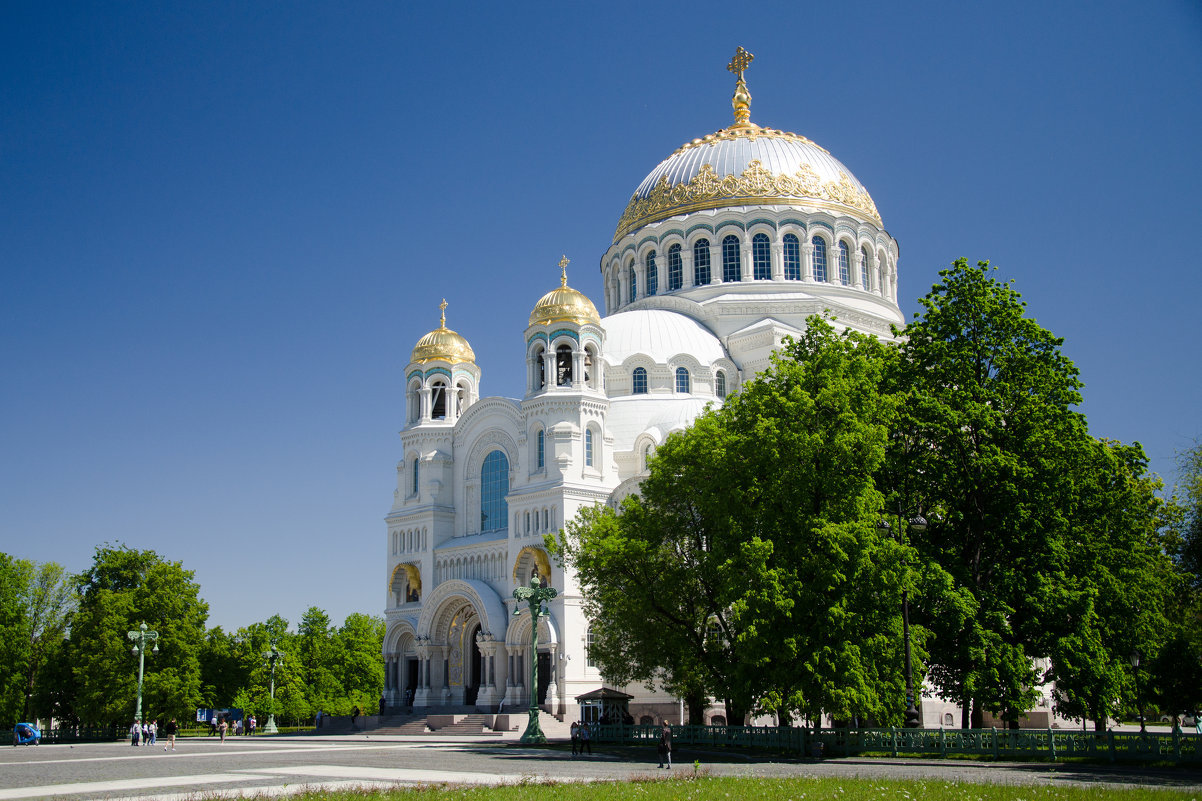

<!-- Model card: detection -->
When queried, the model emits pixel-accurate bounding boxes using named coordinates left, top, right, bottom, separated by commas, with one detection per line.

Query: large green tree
left=0, top=554, right=31, bottom=727
left=69, top=544, right=208, bottom=725
left=18, top=561, right=75, bottom=722
left=556, top=318, right=934, bottom=725
left=898, top=259, right=1089, bottom=727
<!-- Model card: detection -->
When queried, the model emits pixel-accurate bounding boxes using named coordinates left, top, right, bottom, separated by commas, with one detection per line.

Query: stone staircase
left=371, top=712, right=430, bottom=735
left=340, top=707, right=573, bottom=739
left=429, top=714, right=497, bottom=735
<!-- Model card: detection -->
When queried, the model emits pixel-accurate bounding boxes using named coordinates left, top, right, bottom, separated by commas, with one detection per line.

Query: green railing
left=36, top=725, right=123, bottom=744
left=591, top=724, right=1202, bottom=764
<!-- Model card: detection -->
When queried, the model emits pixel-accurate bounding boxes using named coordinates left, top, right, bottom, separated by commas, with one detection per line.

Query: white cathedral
left=382, top=49, right=929, bottom=725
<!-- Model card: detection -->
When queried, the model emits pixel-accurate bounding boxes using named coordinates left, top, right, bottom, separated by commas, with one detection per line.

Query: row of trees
left=0, top=544, right=384, bottom=729
left=555, top=259, right=1202, bottom=730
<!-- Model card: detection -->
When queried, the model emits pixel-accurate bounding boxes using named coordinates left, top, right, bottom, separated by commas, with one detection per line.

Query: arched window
left=430, top=381, right=446, bottom=419
left=586, top=627, right=596, bottom=667
left=812, top=237, right=828, bottom=282
left=693, top=239, right=711, bottom=285
left=480, top=450, right=509, bottom=532
left=627, top=259, right=637, bottom=303
left=667, top=244, right=682, bottom=291
left=860, top=246, right=871, bottom=290
left=752, top=233, right=771, bottom=279
left=715, top=371, right=727, bottom=399
left=632, top=367, right=648, bottom=394
left=675, top=367, right=690, bottom=393
left=583, top=346, right=596, bottom=389
left=585, top=428, right=594, bottom=467
left=411, top=457, right=420, bottom=496
left=783, top=234, right=801, bottom=280
left=838, top=241, right=851, bottom=285
left=536, top=430, right=545, bottom=470
left=556, top=343, right=572, bottom=386
left=641, top=442, right=653, bottom=472
left=524, top=511, right=530, bottom=534
left=722, top=235, right=741, bottom=282
left=533, top=345, right=546, bottom=389
left=645, top=251, right=657, bottom=296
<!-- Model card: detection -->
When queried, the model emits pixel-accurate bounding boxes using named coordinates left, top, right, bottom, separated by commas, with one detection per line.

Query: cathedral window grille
left=812, top=237, right=828, bottom=282
left=675, top=367, right=690, bottom=393
left=585, top=428, right=594, bottom=467
left=752, top=233, right=771, bottom=279
left=860, top=246, right=871, bottom=290
left=693, top=239, right=711, bottom=285
left=645, top=251, right=658, bottom=296
left=411, top=458, right=419, bottom=496
left=667, top=244, right=682, bottom=291
left=783, top=234, right=801, bottom=280
left=480, top=450, right=509, bottom=532
left=430, top=381, right=446, bottom=419
left=628, top=260, right=637, bottom=303
left=716, top=370, right=727, bottom=399
left=632, top=366, right=648, bottom=395
left=722, top=235, right=741, bottom=282
left=838, top=241, right=851, bottom=285
left=537, top=430, right=545, bottom=470
left=555, top=344, right=573, bottom=386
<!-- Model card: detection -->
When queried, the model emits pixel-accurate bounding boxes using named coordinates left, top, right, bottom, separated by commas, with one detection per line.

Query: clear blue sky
left=3, top=1, right=1200, bottom=632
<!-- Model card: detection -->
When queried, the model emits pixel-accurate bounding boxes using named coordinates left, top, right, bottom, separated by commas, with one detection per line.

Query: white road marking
left=0, top=772, right=274, bottom=800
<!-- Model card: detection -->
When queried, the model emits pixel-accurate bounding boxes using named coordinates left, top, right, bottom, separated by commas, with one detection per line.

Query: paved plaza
left=2, top=734, right=1202, bottom=800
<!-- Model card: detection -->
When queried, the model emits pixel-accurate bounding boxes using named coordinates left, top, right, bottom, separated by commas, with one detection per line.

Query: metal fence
left=591, top=723, right=1202, bottom=764
left=36, top=724, right=123, bottom=744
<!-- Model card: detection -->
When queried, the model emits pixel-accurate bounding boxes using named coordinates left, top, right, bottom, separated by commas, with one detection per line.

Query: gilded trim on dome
left=613, top=159, right=881, bottom=242
left=670, top=126, right=829, bottom=157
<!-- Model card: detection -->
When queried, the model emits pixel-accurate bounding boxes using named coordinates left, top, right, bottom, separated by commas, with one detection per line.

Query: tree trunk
left=685, top=691, right=707, bottom=726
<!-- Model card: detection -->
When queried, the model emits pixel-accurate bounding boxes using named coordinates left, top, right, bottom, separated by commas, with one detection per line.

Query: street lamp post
left=127, top=622, right=159, bottom=726
left=1130, top=651, right=1146, bottom=734
left=880, top=510, right=927, bottom=729
left=513, top=576, right=558, bottom=744
left=263, top=643, right=284, bottom=735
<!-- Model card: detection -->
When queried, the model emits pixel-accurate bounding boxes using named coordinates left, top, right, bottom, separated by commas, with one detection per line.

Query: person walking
left=249, top=715, right=256, bottom=736
left=129, top=721, right=140, bottom=746
left=578, top=719, right=591, bottom=755
left=163, top=718, right=177, bottom=751
left=218, top=718, right=228, bottom=742
left=570, top=721, right=579, bottom=756
left=657, top=721, right=672, bottom=769
left=149, top=719, right=157, bottom=745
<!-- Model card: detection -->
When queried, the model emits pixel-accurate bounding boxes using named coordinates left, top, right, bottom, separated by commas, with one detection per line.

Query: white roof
left=606, top=396, right=717, bottom=452
left=600, top=309, right=726, bottom=367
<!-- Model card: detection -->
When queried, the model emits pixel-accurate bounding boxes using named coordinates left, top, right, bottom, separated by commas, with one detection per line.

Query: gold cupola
left=411, top=300, right=476, bottom=364
left=529, top=256, right=601, bottom=327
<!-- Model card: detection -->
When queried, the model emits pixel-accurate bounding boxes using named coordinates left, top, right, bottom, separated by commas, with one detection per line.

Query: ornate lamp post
left=127, top=622, right=159, bottom=726
left=513, top=576, right=558, bottom=744
left=1130, top=651, right=1146, bottom=734
left=263, top=643, right=284, bottom=734
left=880, top=510, right=927, bottom=728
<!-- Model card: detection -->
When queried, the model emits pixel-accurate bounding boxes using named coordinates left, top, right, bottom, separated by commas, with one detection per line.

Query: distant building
left=383, top=50, right=916, bottom=723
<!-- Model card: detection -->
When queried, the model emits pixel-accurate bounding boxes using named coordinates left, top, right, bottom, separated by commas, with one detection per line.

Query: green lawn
left=249, top=775, right=1197, bottom=800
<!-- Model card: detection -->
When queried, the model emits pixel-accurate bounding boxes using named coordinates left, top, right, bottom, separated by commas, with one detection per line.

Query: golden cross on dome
left=558, top=255, right=570, bottom=287
left=727, top=46, right=754, bottom=80
left=726, top=47, right=755, bottom=127
left=439, top=298, right=447, bottom=327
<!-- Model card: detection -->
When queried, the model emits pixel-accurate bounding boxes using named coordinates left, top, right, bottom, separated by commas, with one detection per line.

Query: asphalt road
left=2, top=734, right=1201, bottom=800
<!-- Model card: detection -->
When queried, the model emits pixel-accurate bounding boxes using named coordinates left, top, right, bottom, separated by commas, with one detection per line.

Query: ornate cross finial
left=727, top=46, right=755, bottom=127
left=727, top=46, right=754, bottom=80
left=439, top=298, right=447, bottom=327
left=558, top=254, right=570, bottom=287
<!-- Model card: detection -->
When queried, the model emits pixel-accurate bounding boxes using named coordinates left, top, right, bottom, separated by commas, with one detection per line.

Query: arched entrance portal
left=414, top=579, right=509, bottom=709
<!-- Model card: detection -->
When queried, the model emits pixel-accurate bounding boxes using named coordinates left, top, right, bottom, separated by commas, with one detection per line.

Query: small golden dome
left=411, top=300, right=475, bottom=365
left=529, top=256, right=601, bottom=327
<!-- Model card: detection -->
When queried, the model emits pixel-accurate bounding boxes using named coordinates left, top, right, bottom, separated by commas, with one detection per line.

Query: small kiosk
left=575, top=687, right=634, bottom=725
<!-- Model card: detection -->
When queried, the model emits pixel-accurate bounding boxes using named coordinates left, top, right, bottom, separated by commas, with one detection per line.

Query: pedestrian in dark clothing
left=657, top=721, right=672, bottom=768
left=570, top=721, right=579, bottom=756
left=579, top=720, right=591, bottom=755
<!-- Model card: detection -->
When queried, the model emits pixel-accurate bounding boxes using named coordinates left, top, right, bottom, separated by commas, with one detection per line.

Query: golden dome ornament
left=411, top=299, right=476, bottom=364
left=528, top=255, right=601, bottom=327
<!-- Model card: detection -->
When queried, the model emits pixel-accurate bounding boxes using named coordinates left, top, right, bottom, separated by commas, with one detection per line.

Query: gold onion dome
left=613, top=47, right=881, bottom=242
left=411, top=300, right=475, bottom=364
left=529, top=256, right=601, bottom=327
